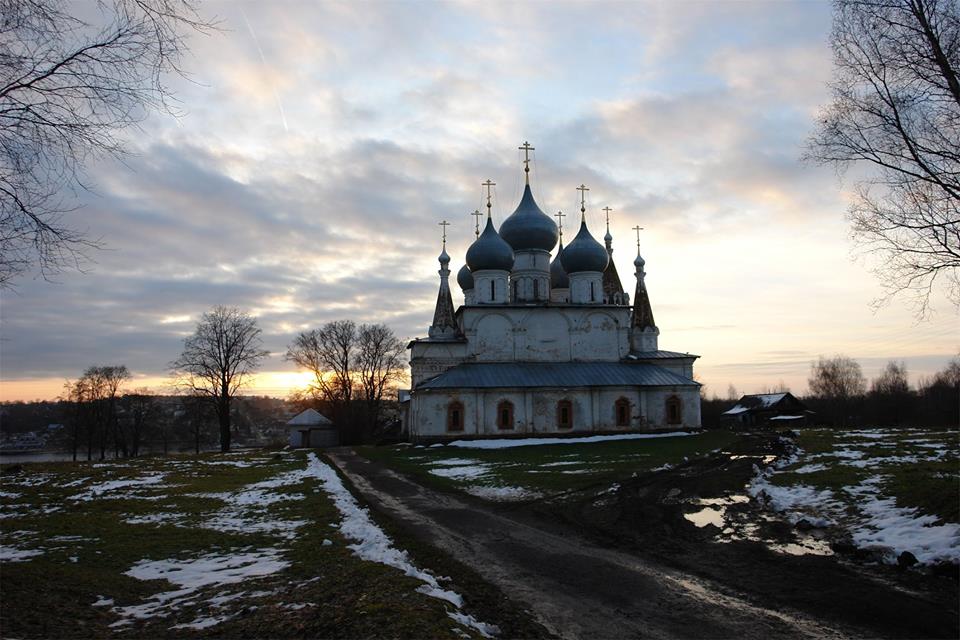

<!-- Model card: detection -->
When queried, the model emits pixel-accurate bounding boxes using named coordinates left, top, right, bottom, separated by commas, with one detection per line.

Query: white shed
left=287, top=409, right=338, bottom=448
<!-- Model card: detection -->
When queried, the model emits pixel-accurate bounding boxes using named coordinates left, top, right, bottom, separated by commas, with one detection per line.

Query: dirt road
left=327, top=449, right=856, bottom=640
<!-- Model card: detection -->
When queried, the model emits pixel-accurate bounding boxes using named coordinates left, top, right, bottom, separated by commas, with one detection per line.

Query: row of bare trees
left=285, top=320, right=406, bottom=444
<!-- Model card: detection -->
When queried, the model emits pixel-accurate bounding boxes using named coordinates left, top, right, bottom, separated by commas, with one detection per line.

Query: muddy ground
left=336, top=432, right=958, bottom=639
left=530, top=432, right=959, bottom=638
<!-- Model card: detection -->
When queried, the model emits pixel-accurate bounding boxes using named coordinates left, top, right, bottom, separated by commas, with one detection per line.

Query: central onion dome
left=466, top=217, right=515, bottom=271
left=550, top=241, right=569, bottom=288
left=561, top=218, right=609, bottom=273
left=456, top=263, right=473, bottom=290
left=498, top=185, right=559, bottom=252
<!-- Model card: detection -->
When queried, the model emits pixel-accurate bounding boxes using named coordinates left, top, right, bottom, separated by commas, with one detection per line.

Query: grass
left=771, top=427, right=959, bottom=524
left=0, top=449, right=534, bottom=639
left=357, top=430, right=739, bottom=499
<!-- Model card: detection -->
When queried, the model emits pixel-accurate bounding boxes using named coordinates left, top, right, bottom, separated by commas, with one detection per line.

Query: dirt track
left=328, top=449, right=863, bottom=640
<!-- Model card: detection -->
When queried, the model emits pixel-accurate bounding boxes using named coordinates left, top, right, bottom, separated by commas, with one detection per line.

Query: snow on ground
left=448, top=431, right=693, bottom=449
left=429, top=464, right=493, bottom=481
left=0, top=545, right=45, bottom=562
left=752, top=428, right=959, bottom=565
left=464, top=485, right=542, bottom=502
left=111, top=549, right=289, bottom=628
left=0, top=490, right=22, bottom=499
left=69, top=473, right=166, bottom=501
left=124, top=512, right=186, bottom=527
left=306, top=453, right=500, bottom=637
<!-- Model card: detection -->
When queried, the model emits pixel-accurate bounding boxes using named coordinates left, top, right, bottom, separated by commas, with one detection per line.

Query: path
left=327, top=449, right=858, bottom=640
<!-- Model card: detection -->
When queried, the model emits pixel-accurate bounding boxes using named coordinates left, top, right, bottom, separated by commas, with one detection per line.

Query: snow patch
left=464, top=485, right=541, bottom=501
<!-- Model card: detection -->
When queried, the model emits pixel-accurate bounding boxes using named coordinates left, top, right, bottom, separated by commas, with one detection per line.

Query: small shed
left=721, top=392, right=813, bottom=429
left=287, top=409, right=338, bottom=448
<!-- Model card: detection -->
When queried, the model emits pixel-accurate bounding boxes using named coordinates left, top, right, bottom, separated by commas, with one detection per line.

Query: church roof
left=550, top=240, right=569, bottom=289
left=499, top=184, right=559, bottom=252
left=466, top=217, right=515, bottom=272
left=416, top=362, right=698, bottom=390
left=456, top=263, right=473, bottom=290
left=561, top=217, right=609, bottom=274
left=626, top=350, right=700, bottom=360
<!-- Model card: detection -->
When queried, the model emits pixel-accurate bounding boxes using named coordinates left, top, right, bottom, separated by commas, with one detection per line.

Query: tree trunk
left=219, top=397, right=231, bottom=453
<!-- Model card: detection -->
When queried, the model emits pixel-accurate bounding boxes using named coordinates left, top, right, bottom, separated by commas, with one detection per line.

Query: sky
left=1, top=0, right=957, bottom=402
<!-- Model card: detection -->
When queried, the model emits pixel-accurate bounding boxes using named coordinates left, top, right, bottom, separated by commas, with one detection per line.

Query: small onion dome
left=561, top=218, right=609, bottom=274
left=634, top=252, right=646, bottom=269
left=457, top=263, right=474, bottom=290
left=466, top=217, right=515, bottom=271
left=550, top=241, right=569, bottom=289
left=499, top=184, right=558, bottom=252
left=604, top=229, right=613, bottom=246
left=438, top=246, right=450, bottom=264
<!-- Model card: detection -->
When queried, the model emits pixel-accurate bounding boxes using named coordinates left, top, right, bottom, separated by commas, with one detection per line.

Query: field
left=0, top=449, right=544, bottom=639
left=357, top=430, right=738, bottom=501
left=751, top=426, right=959, bottom=564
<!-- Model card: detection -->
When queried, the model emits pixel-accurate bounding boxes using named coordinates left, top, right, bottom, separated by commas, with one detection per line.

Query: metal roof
left=416, top=362, right=698, bottom=390
left=627, top=350, right=699, bottom=359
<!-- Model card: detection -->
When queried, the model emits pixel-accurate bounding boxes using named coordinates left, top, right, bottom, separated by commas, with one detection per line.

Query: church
left=402, top=143, right=701, bottom=442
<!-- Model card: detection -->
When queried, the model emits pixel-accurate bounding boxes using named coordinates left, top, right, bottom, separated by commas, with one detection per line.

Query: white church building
left=403, top=144, right=701, bottom=442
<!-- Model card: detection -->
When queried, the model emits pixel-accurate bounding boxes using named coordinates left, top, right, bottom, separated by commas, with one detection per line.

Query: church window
left=533, top=279, right=539, bottom=299
left=615, top=397, right=631, bottom=426
left=557, top=400, right=573, bottom=429
left=666, top=396, right=682, bottom=425
left=491, top=280, right=496, bottom=302
left=447, top=401, right=464, bottom=432
left=590, top=281, right=595, bottom=302
left=496, top=401, right=514, bottom=430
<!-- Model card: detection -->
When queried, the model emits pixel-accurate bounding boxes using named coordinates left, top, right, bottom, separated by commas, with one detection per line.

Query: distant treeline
left=702, top=356, right=960, bottom=428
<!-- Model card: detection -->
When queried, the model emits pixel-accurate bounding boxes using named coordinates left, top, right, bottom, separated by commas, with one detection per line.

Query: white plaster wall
left=472, top=270, right=509, bottom=304
left=644, top=389, right=702, bottom=428
left=510, top=250, right=552, bottom=302
left=409, top=341, right=467, bottom=386
left=474, top=313, right=515, bottom=361
left=568, top=272, right=604, bottom=304
left=572, top=311, right=623, bottom=361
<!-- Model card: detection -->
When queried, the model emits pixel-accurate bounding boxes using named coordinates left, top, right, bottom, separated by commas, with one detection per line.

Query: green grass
left=772, top=427, right=959, bottom=524
left=0, top=450, right=516, bottom=638
left=358, top=430, right=739, bottom=499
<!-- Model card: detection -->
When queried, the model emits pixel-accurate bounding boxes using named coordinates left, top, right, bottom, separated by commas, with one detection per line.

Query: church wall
left=462, top=306, right=631, bottom=363
left=409, top=341, right=468, bottom=387
left=643, top=388, right=702, bottom=429
left=409, top=385, right=700, bottom=440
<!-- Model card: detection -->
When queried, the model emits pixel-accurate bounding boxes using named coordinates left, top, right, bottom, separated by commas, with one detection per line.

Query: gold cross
left=482, top=179, right=496, bottom=217
left=470, top=209, right=482, bottom=238
left=603, top=206, right=613, bottom=233
left=438, top=220, right=450, bottom=246
left=576, top=184, right=589, bottom=215
left=632, top=225, right=644, bottom=252
left=519, top=141, right=535, bottom=184
left=554, top=210, right=566, bottom=240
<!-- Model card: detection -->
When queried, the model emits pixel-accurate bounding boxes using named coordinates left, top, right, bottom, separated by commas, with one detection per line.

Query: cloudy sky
left=2, top=0, right=957, bottom=402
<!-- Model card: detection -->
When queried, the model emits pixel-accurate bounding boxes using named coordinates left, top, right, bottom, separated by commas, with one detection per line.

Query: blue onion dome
left=550, top=241, right=569, bottom=289
left=499, top=184, right=559, bottom=252
left=634, top=253, right=645, bottom=269
left=457, top=263, right=474, bottom=290
left=438, top=246, right=450, bottom=264
left=466, top=217, right=515, bottom=271
left=561, top=217, right=609, bottom=273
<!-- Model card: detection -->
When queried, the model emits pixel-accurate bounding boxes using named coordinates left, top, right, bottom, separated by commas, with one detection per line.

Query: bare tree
left=0, top=0, right=214, bottom=286
left=170, top=306, right=269, bottom=452
left=356, top=323, right=406, bottom=429
left=285, top=320, right=358, bottom=406
left=809, top=355, right=867, bottom=425
left=807, top=0, right=960, bottom=313
left=62, top=363, right=128, bottom=459
left=122, top=387, right=155, bottom=457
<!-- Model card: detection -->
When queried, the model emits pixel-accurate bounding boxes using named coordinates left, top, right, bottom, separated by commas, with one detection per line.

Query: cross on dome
left=470, top=209, right=482, bottom=238
left=519, top=141, right=535, bottom=184
left=576, top=184, right=589, bottom=219
left=482, top=179, right=496, bottom=218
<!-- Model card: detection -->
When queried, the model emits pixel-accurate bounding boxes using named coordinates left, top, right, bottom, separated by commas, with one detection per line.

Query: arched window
left=557, top=400, right=573, bottom=429
left=666, top=396, right=682, bottom=425
left=447, top=401, right=464, bottom=432
left=590, top=281, right=596, bottom=302
left=533, top=279, right=540, bottom=299
left=490, top=280, right=496, bottom=302
left=496, top=400, right=514, bottom=430
left=615, top=397, right=631, bottom=427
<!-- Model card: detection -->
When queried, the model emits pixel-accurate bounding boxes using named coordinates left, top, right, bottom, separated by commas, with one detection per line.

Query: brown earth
left=328, top=434, right=958, bottom=640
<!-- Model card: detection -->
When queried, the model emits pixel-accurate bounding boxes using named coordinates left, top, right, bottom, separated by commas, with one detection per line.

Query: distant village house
left=720, top=392, right=813, bottom=428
